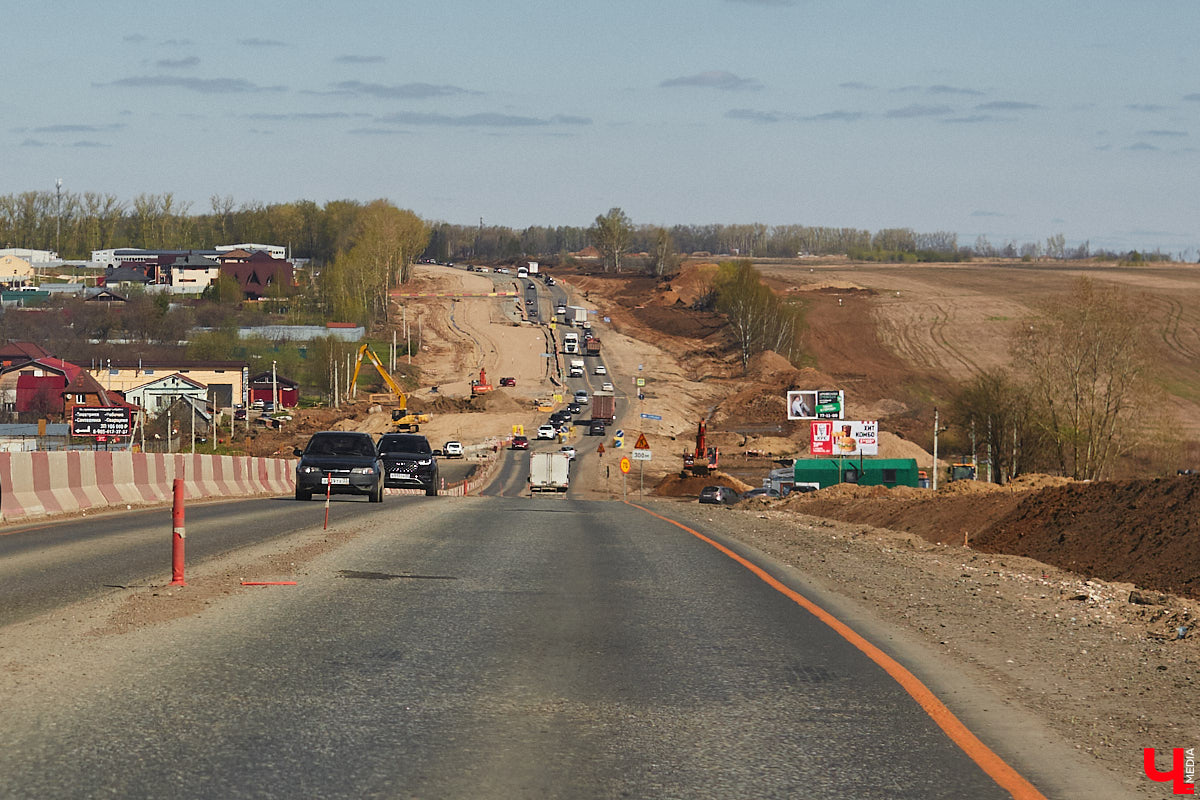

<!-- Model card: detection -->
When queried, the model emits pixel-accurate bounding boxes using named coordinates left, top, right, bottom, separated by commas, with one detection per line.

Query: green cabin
left=793, top=458, right=920, bottom=490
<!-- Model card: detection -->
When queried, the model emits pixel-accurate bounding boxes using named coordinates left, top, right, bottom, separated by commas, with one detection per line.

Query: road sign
left=639, top=413, right=661, bottom=420
left=634, top=432, right=649, bottom=449
left=636, top=377, right=645, bottom=387
left=619, top=456, right=631, bottom=474
left=72, top=406, right=131, bottom=437
left=631, top=449, right=651, bottom=461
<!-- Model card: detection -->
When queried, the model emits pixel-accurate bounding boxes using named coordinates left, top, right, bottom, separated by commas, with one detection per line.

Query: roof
left=0, top=341, right=52, bottom=363
left=249, top=371, right=298, bottom=388
left=63, top=369, right=114, bottom=404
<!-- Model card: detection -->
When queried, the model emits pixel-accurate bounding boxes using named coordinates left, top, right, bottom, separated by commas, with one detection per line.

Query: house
left=0, top=254, right=34, bottom=286
left=87, top=360, right=247, bottom=409
left=62, top=370, right=135, bottom=422
left=85, top=289, right=127, bottom=303
left=3, top=357, right=82, bottom=414
left=124, top=372, right=208, bottom=414
left=100, top=266, right=153, bottom=290
left=248, top=371, right=298, bottom=407
left=219, top=251, right=294, bottom=299
left=169, top=253, right=221, bottom=294
left=0, top=341, right=53, bottom=369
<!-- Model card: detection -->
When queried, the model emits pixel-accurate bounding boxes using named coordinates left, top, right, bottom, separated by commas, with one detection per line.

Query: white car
left=573, top=391, right=588, bottom=405
left=536, top=424, right=557, bottom=440
left=560, top=446, right=577, bottom=460
left=556, top=305, right=567, bottom=315
left=594, top=365, right=607, bottom=375
left=601, top=382, right=614, bottom=392
left=443, top=441, right=464, bottom=458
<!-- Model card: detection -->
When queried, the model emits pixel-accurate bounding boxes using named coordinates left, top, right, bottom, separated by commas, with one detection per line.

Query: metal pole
left=169, top=479, right=186, bottom=586
left=932, top=407, right=940, bottom=491
left=272, top=360, right=278, bottom=411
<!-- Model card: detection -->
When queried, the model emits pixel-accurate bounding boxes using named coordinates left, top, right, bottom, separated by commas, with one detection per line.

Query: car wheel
left=295, top=488, right=312, bottom=501
left=425, top=484, right=438, bottom=497
left=370, top=480, right=383, bottom=503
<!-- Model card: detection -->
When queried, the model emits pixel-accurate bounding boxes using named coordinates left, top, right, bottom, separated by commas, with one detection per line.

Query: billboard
left=811, top=420, right=878, bottom=456
left=72, top=406, right=132, bottom=437
left=787, top=389, right=844, bottom=420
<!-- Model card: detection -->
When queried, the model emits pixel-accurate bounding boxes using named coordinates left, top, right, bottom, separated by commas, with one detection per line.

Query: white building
left=0, top=248, right=56, bottom=264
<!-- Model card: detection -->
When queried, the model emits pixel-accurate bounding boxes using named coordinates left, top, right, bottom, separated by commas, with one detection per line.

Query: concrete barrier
left=0, top=451, right=295, bottom=524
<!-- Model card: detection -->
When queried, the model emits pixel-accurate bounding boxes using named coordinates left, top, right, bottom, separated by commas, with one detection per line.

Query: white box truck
left=529, top=451, right=570, bottom=493
left=568, top=358, right=585, bottom=377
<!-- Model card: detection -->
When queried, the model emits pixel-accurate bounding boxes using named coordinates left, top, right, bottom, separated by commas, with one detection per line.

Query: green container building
left=793, top=458, right=920, bottom=490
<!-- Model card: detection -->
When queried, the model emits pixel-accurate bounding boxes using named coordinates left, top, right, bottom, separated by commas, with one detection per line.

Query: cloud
left=928, top=84, right=984, bottom=96
left=239, top=37, right=287, bottom=48
left=348, top=127, right=411, bottom=136
left=943, top=114, right=1001, bottom=124
left=156, top=56, right=200, bottom=69
left=885, top=103, right=954, bottom=118
left=1185, top=93, right=1200, bottom=102
left=839, top=81, right=874, bottom=91
left=1126, top=103, right=1168, bottom=113
left=660, top=71, right=763, bottom=91
left=970, top=210, right=1005, bottom=217
left=19, top=139, right=48, bottom=147
left=725, top=0, right=797, bottom=5
left=726, top=108, right=785, bottom=123
left=375, top=111, right=591, bottom=127
left=33, top=124, right=123, bottom=133
left=71, top=141, right=108, bottom=148
left=1141, top=129, right=1188, bottom=137
left=246, top=112, right=364, bottom=121
left=974, top=100, right=1041, bottom=111
left=803, top=110, right=865, bottom=122
left=98, top=75, right=285, bottom=94
left=1125, top=141, right=1160, bottom=151
left=122, top=33, right=147, bottom=43
left=330, top=80, right=473, bottom=99
left=334, top=55, right=385, bottom=64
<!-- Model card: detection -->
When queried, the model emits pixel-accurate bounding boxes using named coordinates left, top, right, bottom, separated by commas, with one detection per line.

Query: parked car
left=443, top=441, right=465, bottom=458
left=233, top=408, right=247, bottom=420
left=377, top=433, right=439, bottom=496
left=741, top=488, right=781, bottom=501
left=499, top=377, right=516, bottom=387
left=537, top=424, right=557, bottom=440
left=293, top=431, right=384, bottom=502
left=698, top=485, right=741, bottom=505
left=511, top=435, right=529, bottom=450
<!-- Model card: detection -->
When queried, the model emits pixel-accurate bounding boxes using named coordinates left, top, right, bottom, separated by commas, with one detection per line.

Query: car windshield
left=378, top=436, right=432, bottom=454
left=307, top=435, right=376, bottom=458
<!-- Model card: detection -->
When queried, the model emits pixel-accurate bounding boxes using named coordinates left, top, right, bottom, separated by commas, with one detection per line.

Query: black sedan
left=377, top=433, right=440, bottom=496
left=294, top=431, right=383, bottom=502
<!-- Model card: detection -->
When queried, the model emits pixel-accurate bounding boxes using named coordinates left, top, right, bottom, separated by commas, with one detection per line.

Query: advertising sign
left=810, top=420, right=878, bottom=456
left=787, top=389, right=844, bottom=420
left=72, top=406, right=132, bottom=437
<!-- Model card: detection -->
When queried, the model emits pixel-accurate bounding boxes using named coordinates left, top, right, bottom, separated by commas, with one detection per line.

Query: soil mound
left=654, top=471, right=754, bottom=497
left=974, top=476, right=1200, bottom=599
left=468, top=389, right=524, bottom=413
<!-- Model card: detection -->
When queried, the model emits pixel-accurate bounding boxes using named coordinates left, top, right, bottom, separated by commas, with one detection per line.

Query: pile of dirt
left=653, top=471, right=754, bottom=497
left=975, top=476, right=1200, bottom=599
left=467, top=389, right=524, bottom=413
left=631, top=305, right=728, bottom=341
left=410, top=394, right=474, bottom=414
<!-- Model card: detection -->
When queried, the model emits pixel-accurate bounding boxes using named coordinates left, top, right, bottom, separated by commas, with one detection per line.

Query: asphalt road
left=0, top=496, right=1036, bottom=799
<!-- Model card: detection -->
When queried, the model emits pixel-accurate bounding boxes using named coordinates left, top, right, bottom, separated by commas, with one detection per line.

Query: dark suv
left=294, top=431, right=383, bottom=502
left=377, top=433, right=439, bottom=496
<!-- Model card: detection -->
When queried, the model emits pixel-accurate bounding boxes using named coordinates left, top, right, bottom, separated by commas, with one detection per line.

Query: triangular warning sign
left=634, top=432, right=650, bottom=450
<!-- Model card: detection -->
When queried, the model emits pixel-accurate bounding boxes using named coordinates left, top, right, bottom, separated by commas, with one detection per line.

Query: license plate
left=323, top=477, right=350, bottom=485
left=390, top=471, right=411, bottom=478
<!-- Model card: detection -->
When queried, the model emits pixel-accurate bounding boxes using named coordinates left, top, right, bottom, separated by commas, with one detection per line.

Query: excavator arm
left=350, top=344, right=408, bottom=411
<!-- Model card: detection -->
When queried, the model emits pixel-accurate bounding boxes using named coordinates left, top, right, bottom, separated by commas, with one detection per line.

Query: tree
left=587, top=208, right=632, bottom=272
left=649, top=227, right=679, bottom=277
left=1013, top=278, right=1159, bottom=480
left=336, top=201, right=429, bottom=325
left=713, top=260, right=771, bottom=371
left=950, top=369, right=1040, bottom=483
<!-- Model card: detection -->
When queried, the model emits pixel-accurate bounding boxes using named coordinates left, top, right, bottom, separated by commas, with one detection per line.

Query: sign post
left=619, top=456, right=631, bottom=501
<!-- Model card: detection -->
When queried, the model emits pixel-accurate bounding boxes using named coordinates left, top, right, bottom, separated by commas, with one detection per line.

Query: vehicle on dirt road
left=537, top=424, right=557, bottom=440
left=442, top=441, right=465, bottom=458
left=377, top=433, right=440, bottom=496
left=294, top=431, right=384, bottom=502
left=698, top=486, right=740, bottom=505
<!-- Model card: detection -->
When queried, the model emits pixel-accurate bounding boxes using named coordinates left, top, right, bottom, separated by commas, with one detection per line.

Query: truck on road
left=563, top=331, right=580, bottom=354
left=584, top=336, right=601, bottom=358
left=590, top=390, right=616, bottom=427
left=529, top=451, right=571, bottom=493
left=568, top=358, right=585, bottom=377
left=571, top=307, right=589, bottom=327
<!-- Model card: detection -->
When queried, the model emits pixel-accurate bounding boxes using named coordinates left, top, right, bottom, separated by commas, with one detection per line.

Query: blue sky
left=10, top=1, right=1200, bottom=253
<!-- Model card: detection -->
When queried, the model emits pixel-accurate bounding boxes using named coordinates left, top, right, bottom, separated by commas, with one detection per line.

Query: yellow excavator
left=349, top=344, right=431, bottom=431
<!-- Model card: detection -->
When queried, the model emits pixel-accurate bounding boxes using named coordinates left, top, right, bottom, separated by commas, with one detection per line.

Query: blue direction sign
left=640, top=413, right=662, bottom=420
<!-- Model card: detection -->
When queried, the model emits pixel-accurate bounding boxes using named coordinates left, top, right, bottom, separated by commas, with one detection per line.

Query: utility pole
left=272, top=360, right=278, bottom=411
left=932, top=408, right=943, bottom=491
left=55, top=178, right=62, bottom=257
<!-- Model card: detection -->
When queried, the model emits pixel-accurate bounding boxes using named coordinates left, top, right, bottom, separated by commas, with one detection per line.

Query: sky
left=10, top=1, right=1200, bottom=254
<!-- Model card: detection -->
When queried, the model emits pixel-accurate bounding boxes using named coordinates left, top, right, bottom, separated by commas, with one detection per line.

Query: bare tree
left=1013, top=278, right=1159, bottom=480
left=587, top=208, right=632, bottom=272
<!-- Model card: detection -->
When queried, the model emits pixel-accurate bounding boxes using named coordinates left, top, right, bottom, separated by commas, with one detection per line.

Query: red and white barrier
left=0, top=451, right=295, bottom=524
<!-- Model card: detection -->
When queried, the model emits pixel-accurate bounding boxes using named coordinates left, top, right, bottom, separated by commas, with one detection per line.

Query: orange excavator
left=682, top=419, right=719, bottom=475
left=470, top=367, right=493, bottom=396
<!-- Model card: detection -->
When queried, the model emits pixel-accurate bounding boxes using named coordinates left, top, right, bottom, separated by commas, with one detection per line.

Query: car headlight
left=351, top=467, right=377, bottom=475
left=417, top=458, right=432, bottom=466
left=297, top=466, right=321, bottom=475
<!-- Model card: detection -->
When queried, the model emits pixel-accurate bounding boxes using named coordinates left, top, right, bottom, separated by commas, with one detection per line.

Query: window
left=882, top=469, right=897, bottom=483
left=843, top=468, right=859, bottom=484
left=75, top=394, right=86, bottom=403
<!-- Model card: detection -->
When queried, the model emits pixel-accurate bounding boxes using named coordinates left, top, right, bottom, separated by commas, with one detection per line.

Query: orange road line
left=628, top=500, right=1048, bottom=800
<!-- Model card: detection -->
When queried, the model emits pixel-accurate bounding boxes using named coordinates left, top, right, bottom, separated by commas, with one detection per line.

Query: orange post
left=170, top=478, right=186, bottom=586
